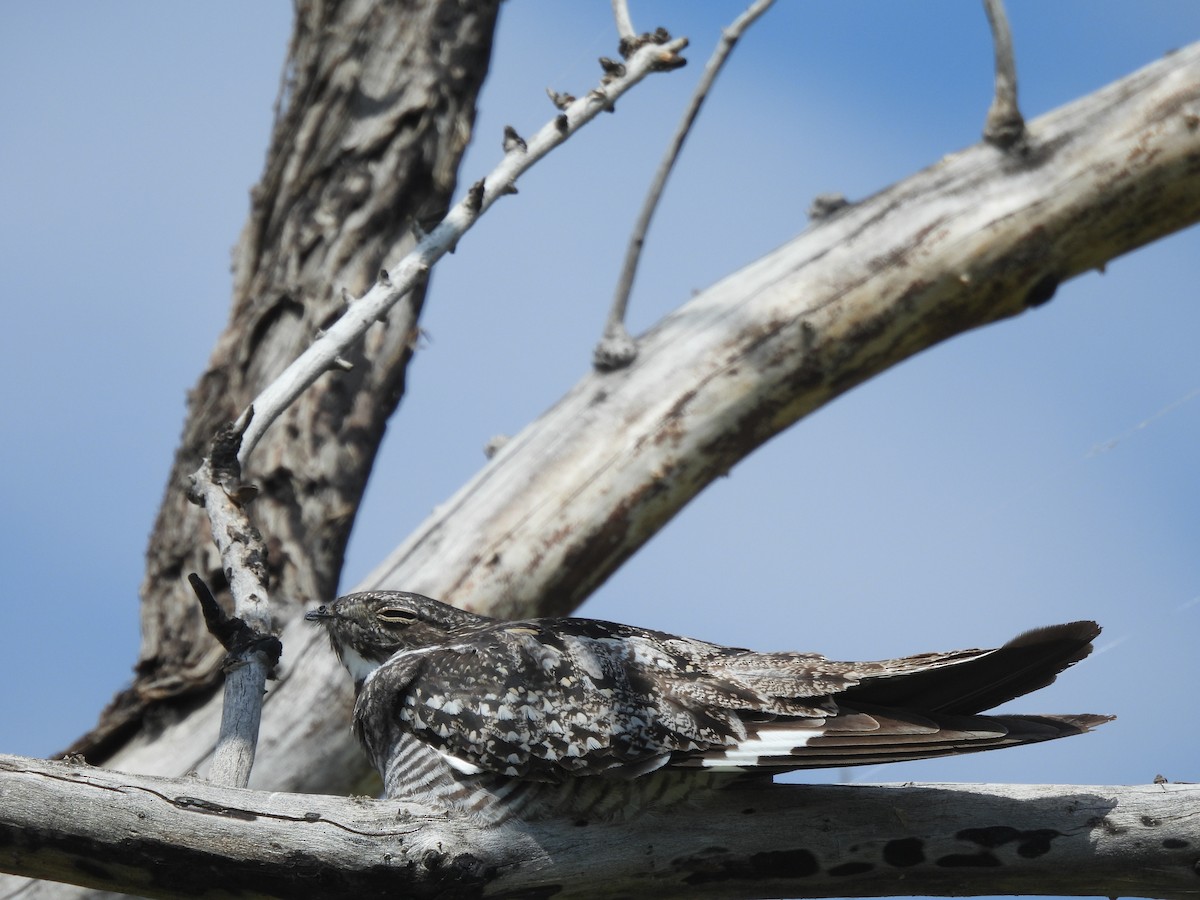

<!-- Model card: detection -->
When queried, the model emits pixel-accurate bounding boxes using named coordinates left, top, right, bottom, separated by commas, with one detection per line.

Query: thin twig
left=233, top=35, right=689, bottom=464
left=594, top=0, right=775, bottom=371
left=982, top=0, right=1025, bottom=147
left=188, top=573, right=282, bottom=726
left=611, top=0, right=635, bottom=42
left=186, top=419, right=278, bottom=788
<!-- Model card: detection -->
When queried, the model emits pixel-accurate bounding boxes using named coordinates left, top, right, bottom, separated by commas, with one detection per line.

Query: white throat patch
left=340, top=644, right=380, bottom=684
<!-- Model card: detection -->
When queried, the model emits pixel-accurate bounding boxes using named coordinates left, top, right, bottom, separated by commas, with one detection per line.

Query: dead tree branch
left=185, top=421, right=278, bottom=788
left=1, top=755, right=1195, bottom=899
left=596, top=0, right=776, bottom=370
left=234, top=33, right=689, bottom=462
left=982, top=0, right=1025, bottom=146
left=368, top=41, right=1200, bottom=621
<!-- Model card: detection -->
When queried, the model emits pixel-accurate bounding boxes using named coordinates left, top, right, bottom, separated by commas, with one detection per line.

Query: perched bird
left=307, top=592, right=1110, bottom=822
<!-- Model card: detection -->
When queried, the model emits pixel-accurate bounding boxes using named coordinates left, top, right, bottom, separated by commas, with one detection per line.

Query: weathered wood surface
left=1, top=756, right=1196, bottom=899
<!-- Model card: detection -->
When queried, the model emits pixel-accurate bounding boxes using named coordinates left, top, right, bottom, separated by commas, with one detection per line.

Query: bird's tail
left=840, top=620, right=1101, bottom=714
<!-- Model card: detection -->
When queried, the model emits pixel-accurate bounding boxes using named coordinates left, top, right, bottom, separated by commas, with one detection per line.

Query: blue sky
left=1, top=0, right=1197, bottom=858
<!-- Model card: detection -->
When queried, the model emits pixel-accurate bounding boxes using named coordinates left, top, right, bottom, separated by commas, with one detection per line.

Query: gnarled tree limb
left=1, top=756, right=1196, bottom=899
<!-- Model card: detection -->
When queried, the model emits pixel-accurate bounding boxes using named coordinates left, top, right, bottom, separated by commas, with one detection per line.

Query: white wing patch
left=439, top=750, right=484, bottom=775
left=699, top=726, right=826, bottom=769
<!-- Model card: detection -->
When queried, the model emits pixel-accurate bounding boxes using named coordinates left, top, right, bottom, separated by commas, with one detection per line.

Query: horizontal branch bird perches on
left=1, top=755, right=1195, bottom=899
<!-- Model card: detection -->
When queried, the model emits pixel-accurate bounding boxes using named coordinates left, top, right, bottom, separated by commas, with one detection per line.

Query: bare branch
left=186, top=574, right=282, bottom=788
left=2, top=755, right=1196, bottom=898
left=982, top=0, right=1025, bottom=147
left=611, top=0, right=635, bottom=42
left=368, top=41, right=1200, bottom=626
left=235, top=35, right=689, bottom=466
left=184, top=420, right=277, bottom=788
left=595, top=0, right=775, bottom=371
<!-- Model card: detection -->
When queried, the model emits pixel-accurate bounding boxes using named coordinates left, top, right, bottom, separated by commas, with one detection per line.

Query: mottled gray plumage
left=306, top=592, right=1110, bottom=821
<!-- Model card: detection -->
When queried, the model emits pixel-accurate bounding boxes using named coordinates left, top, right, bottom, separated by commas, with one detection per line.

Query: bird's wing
left=365, top=622, right=718, bottom=781
left=352, top=650, right=428, bottom=775
left=668, top=620, right=1108, bottom=771
left=675, top=708, right=1110, bottom=772
left=364, top=619, right=1108, bottom=781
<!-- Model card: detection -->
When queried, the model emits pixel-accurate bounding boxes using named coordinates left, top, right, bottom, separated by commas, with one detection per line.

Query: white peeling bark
left=236, top=34, right=689, bottom=463
left=1, top=755, right=1196, bottom=899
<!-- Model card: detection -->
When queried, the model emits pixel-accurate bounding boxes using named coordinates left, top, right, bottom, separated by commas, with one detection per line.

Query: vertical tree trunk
left=65, top=0, right=501, bottom=765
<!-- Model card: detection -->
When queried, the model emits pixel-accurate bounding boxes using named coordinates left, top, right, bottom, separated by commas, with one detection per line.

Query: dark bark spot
left=1163, top=838, right=1189, bottom=849
left=1088, top=815, right=1126, bottom=836
left=749, top=849, right=819, bottom=879
left=883, top=837, right=925, bottom=867
left=1016, top=831, right=1059, bottom=858
left=680, top=848, right=818, bottom=884
left=1023, top=273, right=1059, bottom=308
left=954, top=825, right=1062, bottom=859
left=956, top=825, right=1023, bottom=847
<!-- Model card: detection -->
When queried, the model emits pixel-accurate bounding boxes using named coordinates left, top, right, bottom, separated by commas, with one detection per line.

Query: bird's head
left=305, top=591, right=491, bottom=687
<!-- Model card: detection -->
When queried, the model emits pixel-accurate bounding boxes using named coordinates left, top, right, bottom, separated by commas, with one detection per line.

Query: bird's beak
left=305, top=605, right=334, bottom=621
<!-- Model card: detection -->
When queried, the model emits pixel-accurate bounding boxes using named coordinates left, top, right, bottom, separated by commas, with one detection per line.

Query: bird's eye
left=377, top=606, right=419, bottom=624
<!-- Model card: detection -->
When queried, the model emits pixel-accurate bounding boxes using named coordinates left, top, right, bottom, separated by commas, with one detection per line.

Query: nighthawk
left=306, top=592, right=1110, bottom=821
